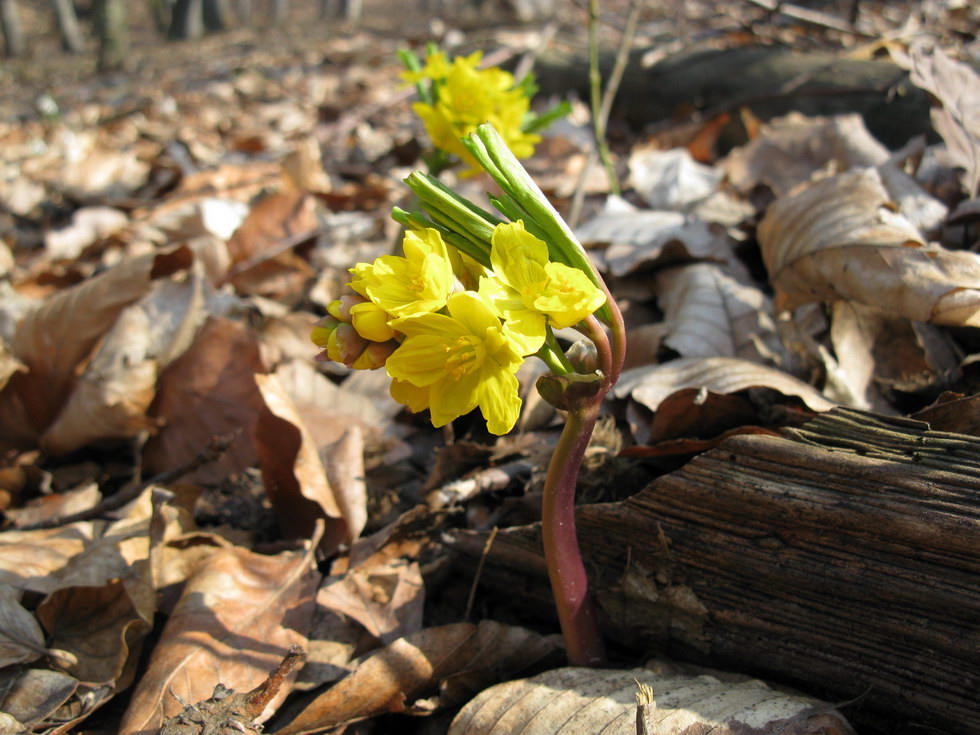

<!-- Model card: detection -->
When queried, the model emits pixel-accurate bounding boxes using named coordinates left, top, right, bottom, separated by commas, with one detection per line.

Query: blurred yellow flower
left=479, top=221, right=606, bottom=355
left=408, top=51, right=540, bottom=175
left=385, top=291, right=524, bottom=435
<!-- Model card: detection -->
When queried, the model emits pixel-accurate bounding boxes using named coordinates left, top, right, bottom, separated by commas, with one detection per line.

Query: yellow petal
left=386, top=335, right=459, bottom=387
left=490, top=221, right=548, bottom=293
left=390, top=378, right=430, bottom=413
left=429, top=369, right=481, bottom=428
left=478, top=364, right=521, bottom=435
left=535, top=262, right=607, bottom=328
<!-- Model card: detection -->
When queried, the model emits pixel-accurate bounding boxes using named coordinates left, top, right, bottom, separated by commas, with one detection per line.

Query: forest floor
left=0, top=0, right=978, bottom=733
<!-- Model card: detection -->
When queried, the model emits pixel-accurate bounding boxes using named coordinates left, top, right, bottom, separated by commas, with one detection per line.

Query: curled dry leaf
left=34, top=496, right=160, bottom=691
left=141, top=316, right=267, bottom=485
left=449, top=666, right=855, bottom=735
left=576, top=196, right=732, bottom=277
left=119, top=544, right=318, bottom=735
left=897, top=43, right=980, bottom=198
left=0, top=584, right=53, bottom=668
left=0, top=245, right=193, bottom=450
left=829, top=302, right=960, bottom=410
left=0, top=523, right=94, bottom=595
left=316, top=559, right=424, bottom=645
left=654, top=263, right=784, bottom=364
left=758, top=167, right=980, bottom=325
left=39, top=266, right=208, bottom=455
left=254, top=372, right=364, bottom=554
left=615, top=357, right=836, bottom=415
left=273, top=621, right=563, bottom=734
left=0, top=668, right=78, bottom=731
left=628, top=147, right=721, bottom=209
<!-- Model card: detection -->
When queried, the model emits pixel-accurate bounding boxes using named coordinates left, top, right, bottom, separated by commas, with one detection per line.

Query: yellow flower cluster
left=313, top=223, right=606, bottom=435
left=403, top=51, right=540, bottom=176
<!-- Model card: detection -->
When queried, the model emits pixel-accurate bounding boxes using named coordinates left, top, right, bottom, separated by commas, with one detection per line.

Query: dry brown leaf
left=614, top=357, right=836, bottom=414
left=274, top=621, right=563, bottom=734
left=0, top=245, right=193, bottom=450
left=4, top=481, right=101, bottom=529
left=912, top=391, right=980, bottom=436
left=254, top=372, right=357, bottom=554
left=0, top=524, right=95, bottom=595
left=141, top=316, right=267, bottom=485
left=829, top=302, right=960, bottom=410
left=39, top=267, right=208, bottom=455
left=0, top=668, right=78, bottom=731
left=316, top=559, right=424, bottom=644
left=896, top=43, right=980, bottom=197
left=0, top=338, right=25, bottom=394
left=119, top=544, right=318, bottom=735
left=0, top=585, right=53, bottom=668
left=44, top=207, right=130, bottom=261
left=449, top=666, right=855, bottom=735
left=628, top=146, right=721, bottom=209
left=577, top=196, right=732, bottom=277
left=225, top=187, right=319, bottom=297
left=721, top=113, right=841, bottom=197
left=758, top=167, right=980, bottom=325
left=38, top=579, right=151, bottom=691
left=34, top=499, right=159, bottom=692
left=654, top=263, right=784, bottom=364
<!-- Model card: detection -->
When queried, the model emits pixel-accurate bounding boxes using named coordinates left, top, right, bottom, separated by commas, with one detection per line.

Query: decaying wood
left=448, top=408, right=980, bottom=734
left=533, top=45, right=931, bottom=150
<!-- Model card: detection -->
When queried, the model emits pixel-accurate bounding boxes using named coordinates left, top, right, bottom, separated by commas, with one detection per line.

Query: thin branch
left=16, top=432, right=239, bottom=531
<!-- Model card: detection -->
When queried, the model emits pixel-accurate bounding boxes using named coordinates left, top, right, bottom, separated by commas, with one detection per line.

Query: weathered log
left=533, top=45, right=932, bottom=150
left=448, top=408, right=980, bottom=734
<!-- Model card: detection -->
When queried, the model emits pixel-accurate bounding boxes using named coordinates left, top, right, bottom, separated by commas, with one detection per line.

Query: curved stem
left=542, top=398, right=607, bottom=666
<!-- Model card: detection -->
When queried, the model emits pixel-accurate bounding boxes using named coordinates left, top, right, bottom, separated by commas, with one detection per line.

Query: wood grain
left=449, top=408, right=980, bottom=734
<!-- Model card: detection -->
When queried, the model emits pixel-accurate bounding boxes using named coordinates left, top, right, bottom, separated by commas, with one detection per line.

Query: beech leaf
left=39, top=268, right=207, bottom=455
left=654, top=263, right=784, bottom=364
left=615, top=357, right=836, bottom=414
left=0, top=245, right=193, bottom=449
left=758, top=167, right=980, bottom=325
left=119, top=544, right=318, bottom=735
left=449, top=666, right=855, bottom=735
left=273, top=621, right=562, bottom=734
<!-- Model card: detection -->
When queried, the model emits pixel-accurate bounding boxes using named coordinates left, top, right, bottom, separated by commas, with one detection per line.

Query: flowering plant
left=399, top=46, right=569, bottom=176
left=313, top=124, right=625, bottom=666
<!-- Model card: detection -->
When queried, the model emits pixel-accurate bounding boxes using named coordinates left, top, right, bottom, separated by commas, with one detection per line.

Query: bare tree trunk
left=319, top=0, right=361, bottom=20
left=0, top=0, right=25, bottom=58
left=236, top=0, right=252, bottom=23
left=51, top=0, right=83, bottom=52
left=52, top=0, right=84, bottom=52
left=169, top=0, right=203, bottom=39
left=270, top=0, right=287, bottom=25
left=94, top=0, right=128, bottom=72
left=148, top=0, right=173, bottom=33
left=202, top=0, right=229, bottom=31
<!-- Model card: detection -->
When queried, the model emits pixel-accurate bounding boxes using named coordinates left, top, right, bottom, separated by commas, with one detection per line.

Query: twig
left=743, top=0, right=866, bottom=35
left=16, top=432, right=239, bottom=531
left=588, top=0, right=619, bottom=196
left=464, top=526, right=498, bottom=622
left=219, top=226, right=324, bottom=286
left=571, top=0, right=641, bottom=227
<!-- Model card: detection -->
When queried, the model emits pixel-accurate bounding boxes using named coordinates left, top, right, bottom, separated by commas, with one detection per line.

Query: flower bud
left=566, top=339, right=599, bottom=374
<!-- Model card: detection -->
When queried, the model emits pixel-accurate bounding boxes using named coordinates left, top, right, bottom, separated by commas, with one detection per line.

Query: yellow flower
left=479, top=221, right=606, bottom=355
left=385, top=291, right=524, bottom=435
left=409, top=52, right=540, bottom=175
left=400, top=50, right=457, bottom=84
left=350, top=227, right=454, bottom=318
